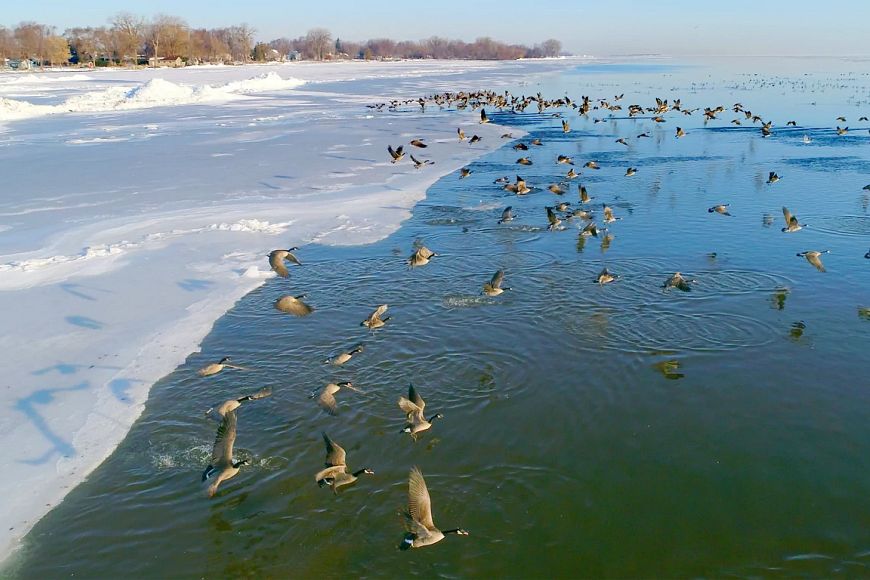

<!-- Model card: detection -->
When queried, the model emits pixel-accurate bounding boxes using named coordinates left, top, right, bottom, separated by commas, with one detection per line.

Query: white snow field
left=0, top=59, right=568, bottom=562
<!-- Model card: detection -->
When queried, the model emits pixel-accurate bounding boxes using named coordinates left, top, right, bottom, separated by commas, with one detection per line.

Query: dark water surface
left=10, top=58, right=870, bottom=578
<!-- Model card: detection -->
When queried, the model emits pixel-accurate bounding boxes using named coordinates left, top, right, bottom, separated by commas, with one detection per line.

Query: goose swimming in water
left=497, top=206, right=515, bottom=224
left=408, top=246, right=437, bottom=267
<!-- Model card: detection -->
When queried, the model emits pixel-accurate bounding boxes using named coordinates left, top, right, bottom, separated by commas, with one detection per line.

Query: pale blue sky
left=3, top=0, right=868, bottom=56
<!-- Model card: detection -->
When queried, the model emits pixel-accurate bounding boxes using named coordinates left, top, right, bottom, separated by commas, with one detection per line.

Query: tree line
left=0, top=16, right=563, bottom=67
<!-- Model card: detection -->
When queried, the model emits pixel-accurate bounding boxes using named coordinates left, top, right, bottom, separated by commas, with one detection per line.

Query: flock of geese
left=193, top=86, right=868, bottom=550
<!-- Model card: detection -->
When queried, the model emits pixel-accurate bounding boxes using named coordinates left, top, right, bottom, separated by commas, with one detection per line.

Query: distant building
left=287, top=50, right=302, bottom=61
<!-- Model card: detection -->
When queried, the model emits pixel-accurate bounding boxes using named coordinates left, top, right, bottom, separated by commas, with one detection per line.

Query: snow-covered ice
left=0, top=59, right=566, bottom=562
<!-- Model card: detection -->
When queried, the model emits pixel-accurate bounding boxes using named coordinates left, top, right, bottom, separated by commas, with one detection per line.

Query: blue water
left=9, top=57, right=870, bottom=578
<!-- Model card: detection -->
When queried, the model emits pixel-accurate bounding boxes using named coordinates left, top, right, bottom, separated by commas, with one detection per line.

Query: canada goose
left=274, top=294, right=314, bottom=316
left=579, top=184, right=592, bottom=203
left=652, top=116, right=666, bottom=123
left=410, top=154, right=433, bottom=169
left=268, top=248, right=301, bottom=277
left=312, top=381, right=362, bottom=415
left=517, top=157, right=533, bottom=165
left=469, top=135, right=482, bottom=144
left=457, top=128, right=466, bottom=141
left=197, top=356, right=248, bottom=377
left=584, top=161, right=600, bottom=170
left=546, top=206, right=562, bottom=230
left=836, top=116, right=846, bottom=122
left=513, top=142, right=529, bottom=151
left=480, top=109, right=490, bottom=123
left=408, top=246, right=437, bottom=267
left=637, top=132, right=650, bottom=138
left=595, top=267, right=617, bottom=285
left=866, top=248, right=870, bottom=259
left=663, top=272, right=693, bottom=292
left=781, top=206, right=804, bottom=232
left=570, top=208, right=593, bottom=220
left=361, top=304, right=390, bottom=329
left=860, top=117, right=869, bottom=122
left=548, top=184, right=565, bottom=195
left=731, top=119, right=742, bottom=125
left=675, top=127, right=686, bottom=138
left=625, top=167, right=637, bottom=177
left=202, top=410, right=249, bottom=498
left=616, top=138, right=629, bottom=146
left=482, top=269, right=509, bottom=296
left=708, top=204, right=731, bottom=216
left=504, top=175, right=530, bottom=195
left=410, top=139, right=427, bottom=148
left=836, top=126, right=848, bottom=136
left=388, top=145, right=405, bottom=163
left=460, top=167, right=472, bottom=179
left=315, top=432, right=374, bottom=493
left=497, top=206, right=515, bottom=224
left=864, top=185, right=870, bottom=191
left=767, top=171, right=780, bottom=184
left=205, top=387, right=272, bottom=419
left=566, top=168, right=578, bottom=179
left=603, top=204, right=620, bottom=223
left=501, top=133, right=513, bottom=138
left=796, top=250, right=829, bottom=272
left=493, top=176, right=509, bottom=184
left=802, top=135, right=812, bottom=144
left=562, top=119, right=570, bottom=133
left=325, top=344, right=364, bottom=366
left=400, top=467, right=468, bottom=550
left=557, top=155, right=574, bottom=165
left=398, top=383, right=443, bottom=438
left=554, top=201, right=571, bottom=212
left=531, top=138, right=543, bottom=146
left=786, top=120, right=797, bottom=126
left=580, top=221, right=599, bottom=237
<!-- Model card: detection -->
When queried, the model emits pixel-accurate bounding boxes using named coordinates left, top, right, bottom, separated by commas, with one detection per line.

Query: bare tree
left=540, top=38, right=562, bottom=58
left=305, top=28, right=332, bottom=61
left=64, top=27, right=98, bottom=65
left=110, top=12, right=144, bottom=65
left=226, top=24, right=255, bottom=62
left=14, top=22, right=52, bottom=65
left=0, top=26, right=18, bottom=61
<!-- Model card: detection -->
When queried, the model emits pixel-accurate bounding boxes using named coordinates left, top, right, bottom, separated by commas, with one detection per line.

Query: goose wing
left=212, top=409, right=237, bottom=467
left=547, top=207, right=558, bottom=226
left=490, top=269, right=505, bottom=289
left=782, top=206, right=795, bottom=227
left=322, top=432, right=347, bottom=466
left=367, top=304, right=388, bottom=323
left=604, top=205, right=614, bottom=221
left=408, top=383, right=426, bottom=410
left=408, top=467, right=437, bottom=530
left=806, top=253, right=825, bottom=272
left=317, top=387, right=338, bottom=415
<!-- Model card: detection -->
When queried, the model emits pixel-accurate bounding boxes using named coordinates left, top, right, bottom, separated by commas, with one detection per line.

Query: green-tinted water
left=11, top=59, right=870, bottom=578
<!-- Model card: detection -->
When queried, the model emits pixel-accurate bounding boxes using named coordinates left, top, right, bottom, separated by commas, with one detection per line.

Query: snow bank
left=0, top=72, right=306, bottom=121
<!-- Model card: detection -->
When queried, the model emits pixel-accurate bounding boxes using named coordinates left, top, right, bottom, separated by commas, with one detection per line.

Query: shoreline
left=0, top=59, right=541, bottom=565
